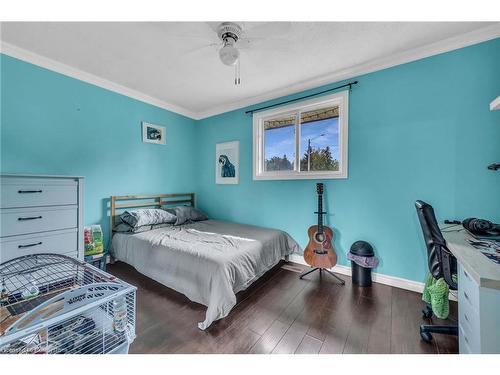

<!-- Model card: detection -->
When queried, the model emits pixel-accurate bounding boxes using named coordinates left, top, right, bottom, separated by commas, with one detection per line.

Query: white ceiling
left=1, top=22, right=499, bottom=119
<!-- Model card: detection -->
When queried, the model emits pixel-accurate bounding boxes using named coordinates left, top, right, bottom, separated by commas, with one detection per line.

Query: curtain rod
left=244, top=81, right=358, bottom=115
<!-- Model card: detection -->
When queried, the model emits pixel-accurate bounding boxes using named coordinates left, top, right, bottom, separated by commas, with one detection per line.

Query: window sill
left=253, top=171, right=347, bottom=181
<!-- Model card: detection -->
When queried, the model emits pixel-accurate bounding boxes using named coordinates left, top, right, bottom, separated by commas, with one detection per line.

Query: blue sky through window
left=264, top=117, right=339, bottom=161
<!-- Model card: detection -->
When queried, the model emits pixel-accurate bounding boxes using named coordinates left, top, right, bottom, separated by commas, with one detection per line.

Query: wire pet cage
left=0, top=254, right=136, bottom=354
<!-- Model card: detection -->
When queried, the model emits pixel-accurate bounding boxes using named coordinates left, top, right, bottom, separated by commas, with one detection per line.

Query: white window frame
left=253, top=90, right=348, bottom=180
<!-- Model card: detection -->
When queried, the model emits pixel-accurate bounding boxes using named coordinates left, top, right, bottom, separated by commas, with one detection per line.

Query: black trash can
left=349, top=241, right=375, bottom=287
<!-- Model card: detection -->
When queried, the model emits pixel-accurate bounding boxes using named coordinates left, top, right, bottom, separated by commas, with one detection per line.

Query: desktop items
left=462, top=218, right=500, bottom=241
left=466, top=238, right=500, bottom=265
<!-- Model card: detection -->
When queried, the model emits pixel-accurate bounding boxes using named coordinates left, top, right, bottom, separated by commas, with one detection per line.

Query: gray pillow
left=120, top=208, right=177, bottom=228
left=113, top=222, right=173, bottom=234
left=113, top=222, right=152, bottom=233
left=166, top=206, right=208, bottom=225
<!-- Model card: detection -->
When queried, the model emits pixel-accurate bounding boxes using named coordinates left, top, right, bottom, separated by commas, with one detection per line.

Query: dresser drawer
left=459, top=324, right=473, bottom=354
left=459, top=294, right=480, bottom=333
left=458, top=303, right=480, bottom=351
left=0, top=229, right=78, bottom=263
left=458, top=263, right=480, bottom=311
left=459, top=323, right=481, bottom=354
left=1, top=178, right=77, bottom=208
left=0, top=206, right=77, bottom=237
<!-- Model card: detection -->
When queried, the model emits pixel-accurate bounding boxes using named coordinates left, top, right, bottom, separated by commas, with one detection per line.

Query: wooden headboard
left=109, top=193, right=195, bottom=238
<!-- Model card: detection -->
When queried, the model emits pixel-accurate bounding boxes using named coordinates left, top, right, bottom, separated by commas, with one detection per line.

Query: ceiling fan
left=216, top=22, right=243, bottom=85
left=176, top=22, right=293, bottom=86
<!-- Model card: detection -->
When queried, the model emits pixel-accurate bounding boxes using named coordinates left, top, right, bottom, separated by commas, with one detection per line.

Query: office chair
left=415, top=200, right=458, bottom=343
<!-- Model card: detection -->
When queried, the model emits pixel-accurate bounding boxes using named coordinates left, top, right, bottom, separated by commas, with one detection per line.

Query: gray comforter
left=111, top=220, right=301, bottom=330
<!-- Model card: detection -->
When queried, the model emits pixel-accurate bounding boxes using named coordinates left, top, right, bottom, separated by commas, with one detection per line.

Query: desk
left=441, top=224, right=500, bottom=354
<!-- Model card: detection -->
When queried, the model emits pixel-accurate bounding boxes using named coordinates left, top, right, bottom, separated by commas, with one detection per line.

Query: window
left=253, top=91, right=348, bottom=180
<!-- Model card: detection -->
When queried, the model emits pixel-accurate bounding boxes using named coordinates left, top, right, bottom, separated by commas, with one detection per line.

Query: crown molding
left=196, top=23, right=500, bottom=119
left=1, top=23, right=499, bottom=121
left=0, top=41, right=198, bottom=120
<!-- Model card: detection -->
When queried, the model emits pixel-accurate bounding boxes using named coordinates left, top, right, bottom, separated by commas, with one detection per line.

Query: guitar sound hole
left=315, top=233, right=325, bottom=242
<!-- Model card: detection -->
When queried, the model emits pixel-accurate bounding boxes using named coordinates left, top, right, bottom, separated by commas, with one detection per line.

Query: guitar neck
left=317, top=194, right=323, bottom=233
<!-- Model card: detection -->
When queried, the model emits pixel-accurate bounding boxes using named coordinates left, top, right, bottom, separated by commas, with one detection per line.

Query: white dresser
left=442, top=226, right=500, bottom=354
left=0, top=174, right=84, bottom=263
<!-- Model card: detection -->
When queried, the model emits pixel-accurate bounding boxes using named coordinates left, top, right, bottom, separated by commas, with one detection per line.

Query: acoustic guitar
left=303, top=183, right=338, bottom=270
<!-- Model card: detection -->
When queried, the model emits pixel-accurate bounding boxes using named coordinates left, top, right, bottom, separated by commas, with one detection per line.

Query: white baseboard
left=289, top=254, right=424, bottom=292
left=287, top=254, right=457, bottom=301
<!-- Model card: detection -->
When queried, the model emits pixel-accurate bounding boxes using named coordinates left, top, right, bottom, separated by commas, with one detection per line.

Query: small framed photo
left=142, top=122, right=166, bottom=145
left=216, top=141, right=239, bottom=184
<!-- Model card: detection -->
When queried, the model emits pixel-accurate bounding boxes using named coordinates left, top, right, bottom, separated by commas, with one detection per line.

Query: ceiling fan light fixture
left=215, top=22, right=243, bottom=84
left=219, top=42, right=240, bottom=66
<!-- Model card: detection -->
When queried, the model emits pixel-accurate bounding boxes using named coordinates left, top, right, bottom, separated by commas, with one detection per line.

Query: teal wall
left=0, top=54, right=197, bottom=244
left=195, top=39, right=500, bottom=283
left=1, top=39, right=499, bottom=283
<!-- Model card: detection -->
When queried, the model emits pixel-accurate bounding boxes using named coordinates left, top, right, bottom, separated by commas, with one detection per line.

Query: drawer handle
left=464, top=291, right=470, bottom=301
left=17, top=216, right=42, bottom=221
left=464, top=313, right=469, bottom=322
left=463, top=269, right=471, bottom=280
left=18, top=190, right=43, bottom=194
left=18, top=242, right=42, bottom=249
left=464, top=335, right=469, bottom=344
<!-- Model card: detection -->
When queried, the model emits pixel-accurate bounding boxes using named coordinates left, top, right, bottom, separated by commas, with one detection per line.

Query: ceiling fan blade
left=243, top=22, right=293, bottom=38
left=163, top=42, right=220, bottom=71
left=238, top=37, right=292, bottom=52
left=150, top=22, right=218, bottom=42
left=162, top=33, right=216, bottom=42
left=181, top=42, right=220, bottom=57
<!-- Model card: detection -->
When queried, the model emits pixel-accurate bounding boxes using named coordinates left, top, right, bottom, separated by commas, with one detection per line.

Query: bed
left=109, top=193, right=301, bottom=330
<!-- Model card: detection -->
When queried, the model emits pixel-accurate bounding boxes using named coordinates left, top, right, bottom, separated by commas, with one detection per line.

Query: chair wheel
left=420, top=327, right=433, bottom=343
left=422, top=308, right=432, bottom=319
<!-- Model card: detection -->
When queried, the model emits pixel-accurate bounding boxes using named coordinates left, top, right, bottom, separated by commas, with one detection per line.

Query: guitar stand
left=299, top=267, right=345, bottom=285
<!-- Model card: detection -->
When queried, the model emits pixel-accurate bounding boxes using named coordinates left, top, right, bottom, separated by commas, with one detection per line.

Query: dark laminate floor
left=107, top=261, right=458, bottom=354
